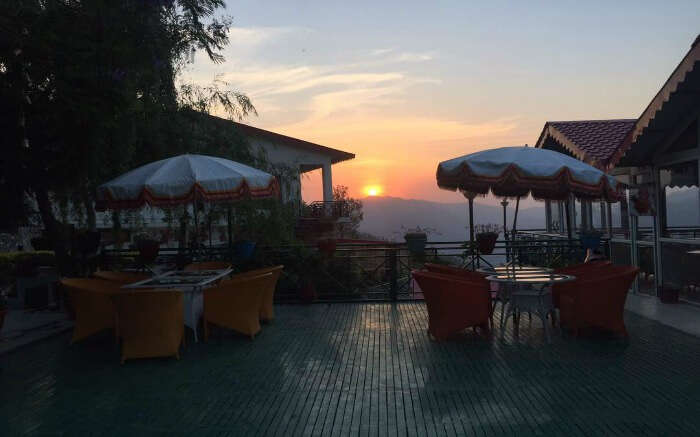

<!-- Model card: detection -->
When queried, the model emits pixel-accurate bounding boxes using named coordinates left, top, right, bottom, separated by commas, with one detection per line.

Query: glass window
left=660, top=160, right=700, bottom=238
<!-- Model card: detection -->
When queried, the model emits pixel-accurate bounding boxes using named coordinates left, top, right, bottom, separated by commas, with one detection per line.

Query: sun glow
left=364, top=185, right=382, bottom=197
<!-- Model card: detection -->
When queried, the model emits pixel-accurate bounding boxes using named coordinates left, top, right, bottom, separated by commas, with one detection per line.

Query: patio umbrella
left=96, top=154, right=279, bottom=247
left=436, top=146, right=622, bottom=258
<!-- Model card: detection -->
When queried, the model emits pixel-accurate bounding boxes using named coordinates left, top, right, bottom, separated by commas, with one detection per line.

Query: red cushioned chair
left=412, top=270, right=491, bottom=340
left=423, top=263, right=488, bottom=282
left=423, top=263, right=499, bottom=324
left=558, top=265, right=638, bottom=337
left=552, top=260, right=612, bottom=309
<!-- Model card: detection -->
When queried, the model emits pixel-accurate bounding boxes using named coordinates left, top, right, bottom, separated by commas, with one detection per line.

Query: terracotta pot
left=317, top=239, right=337, bottom=255
left=476, top=233, right=498, bottom=254
left=136, top=239, right=160, bottom=265
left=299, top=279, right=317, bottom=303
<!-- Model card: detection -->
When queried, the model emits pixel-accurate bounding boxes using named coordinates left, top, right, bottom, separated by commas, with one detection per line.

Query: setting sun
left=364, top=185, right=382, bottom=197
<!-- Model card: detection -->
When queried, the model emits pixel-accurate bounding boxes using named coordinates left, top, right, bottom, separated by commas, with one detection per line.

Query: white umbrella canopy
left=437, top=146, right=622, bottom=202
left=96, top=154, right=279, bottom=210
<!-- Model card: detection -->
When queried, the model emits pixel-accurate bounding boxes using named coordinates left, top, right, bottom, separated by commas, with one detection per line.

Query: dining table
left=122, top=268, right=233, bottom=342
left=485, top=269, right=575, bottom=343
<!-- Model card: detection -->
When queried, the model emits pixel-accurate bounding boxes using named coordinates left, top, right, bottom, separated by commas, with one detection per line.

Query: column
left=322, top=163, right=333, bottom=202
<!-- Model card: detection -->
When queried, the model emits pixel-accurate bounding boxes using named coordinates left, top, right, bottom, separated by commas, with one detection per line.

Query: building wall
left=248, top=136, right=333, bottom=204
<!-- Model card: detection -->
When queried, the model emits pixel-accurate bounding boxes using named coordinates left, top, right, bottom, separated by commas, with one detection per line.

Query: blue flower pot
left=579, top=232, right=601, bottom=251
left=233, top=240, right=256, bottom=260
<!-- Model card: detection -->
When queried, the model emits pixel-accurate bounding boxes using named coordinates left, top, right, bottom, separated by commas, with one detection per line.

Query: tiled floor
left=0, top=310, right=72, bottom=355
left=2, top=303, right=700, bottom=436
left=626, top=292, right=700, bottom=337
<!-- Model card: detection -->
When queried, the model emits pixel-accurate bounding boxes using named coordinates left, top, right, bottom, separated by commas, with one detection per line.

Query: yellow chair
left=112, top=290, right=184, bottom=364
left=203, top=273, right=273, bottom=341
left=226, top=266, right=284, bottom=321
left=93, top=270, right=151, bottom=284
left=60, top=278, right=124, bottom=344
left=184, top=261, right=231, bottom=271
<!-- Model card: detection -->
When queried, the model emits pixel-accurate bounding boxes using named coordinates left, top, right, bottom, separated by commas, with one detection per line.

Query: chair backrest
left=60, top=278, right=123, bottom=294
left=576, top=265, right=639, bottom=312
left=556, top=260, right=611, bottom=274
left=412, top=270, right=491, bottom=318
left=204, top=273, right=272, bottom=316
left=93, top=271, right=151, bottom=284
left=184, top=261, right=231, bottom=271
left=423, top=263, right=487, bottom=283
left=112, top=290, right=183, bottom=339
left=227, top=265, right=284, bottom=283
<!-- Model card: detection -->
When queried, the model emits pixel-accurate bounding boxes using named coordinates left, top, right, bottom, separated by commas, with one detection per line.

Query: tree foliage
left=0, top=0, right=258, bottom=264
left=333, top=185, right=364, bottom=238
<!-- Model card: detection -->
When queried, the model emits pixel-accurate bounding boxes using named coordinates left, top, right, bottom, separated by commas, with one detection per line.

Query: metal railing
left=301, top=201, right=350, bottom=219
left=100, top=237, right=608, bottom=303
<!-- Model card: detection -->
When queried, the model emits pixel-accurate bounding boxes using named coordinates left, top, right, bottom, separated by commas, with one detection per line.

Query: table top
left=485, top=273, right=575, bottom=285
left=477, top=265, right=553, bottom=274
left=122, top=268, right=232, bottom=289
left=687, top=250, right=700, bottom=255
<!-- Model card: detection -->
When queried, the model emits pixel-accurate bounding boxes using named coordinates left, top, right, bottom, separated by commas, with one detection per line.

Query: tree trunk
left=81, top=183, right=97, bottom=231
left=34, top=187, right=72, bottom=274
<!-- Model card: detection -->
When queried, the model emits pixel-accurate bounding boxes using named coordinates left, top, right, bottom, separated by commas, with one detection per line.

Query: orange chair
left=559, top=265, right=639, bottom=337
left=552, top=261, right=612, bottom=308
left=423, top=263, right=498, bottom=322
left=184, top=261, right=231, bottom=271
left=60, top=278, right=124, bottom=343
left=412, top=271, right=491, bottom=340
left=93, top=270, right=151, bottom=284
left=112, top=290, right=184, bottom=364
left=203, top=273, right=273, bottom=340
left=226, top=265, right=284, bottom=321
left=423, top=263, right=488, bottom=282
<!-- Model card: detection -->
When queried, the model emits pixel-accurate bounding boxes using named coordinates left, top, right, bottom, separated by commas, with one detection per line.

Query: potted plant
left=474, top=224, right=500, bottom=254
left=401, top=226, right=437, bottom=255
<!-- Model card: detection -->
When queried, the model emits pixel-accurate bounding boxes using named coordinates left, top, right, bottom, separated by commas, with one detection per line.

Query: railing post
left=389, top=246, right=398, bottom=301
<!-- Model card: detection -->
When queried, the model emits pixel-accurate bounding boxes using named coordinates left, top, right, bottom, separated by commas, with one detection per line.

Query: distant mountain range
left=358, top=189, right=700, bottom=242
left=358, top=196, right=544, bottom=242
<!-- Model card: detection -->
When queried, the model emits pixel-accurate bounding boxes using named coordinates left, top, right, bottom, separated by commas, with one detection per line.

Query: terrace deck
left=2, top=302, right=700, bottom=436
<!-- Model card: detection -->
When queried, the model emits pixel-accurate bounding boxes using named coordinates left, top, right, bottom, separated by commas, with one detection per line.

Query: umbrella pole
left=511, top=196, right=520, bottom=268
left=192, top=196, right=199, bottom=252
left=468, top=197, right=475, bottom=269
left=565, top=197, right=573, bottom=258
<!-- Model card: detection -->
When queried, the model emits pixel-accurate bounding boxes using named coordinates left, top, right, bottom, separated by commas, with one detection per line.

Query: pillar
left=322, top=163, right=333, bottom=202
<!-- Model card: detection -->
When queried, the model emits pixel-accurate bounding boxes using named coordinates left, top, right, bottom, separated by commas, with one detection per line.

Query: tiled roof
left=535, top=119, right=636, bottom=170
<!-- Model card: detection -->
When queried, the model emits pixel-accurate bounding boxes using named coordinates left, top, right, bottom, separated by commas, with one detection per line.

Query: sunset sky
left=185, top=0, right=699, bottom=204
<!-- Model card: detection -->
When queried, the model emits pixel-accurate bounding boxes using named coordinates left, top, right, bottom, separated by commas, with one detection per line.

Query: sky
left=184, top=0, right=700, bottom=204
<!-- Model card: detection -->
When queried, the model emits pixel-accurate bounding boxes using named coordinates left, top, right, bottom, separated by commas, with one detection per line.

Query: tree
left=333, top=185, right=364, bottom=238
left=0, top=0, right=253, bottom=270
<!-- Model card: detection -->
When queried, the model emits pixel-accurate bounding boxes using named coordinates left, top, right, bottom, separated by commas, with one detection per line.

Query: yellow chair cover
left=60, top=278, right=124, bottom=344
left=226, top=266, right=284, bottom=321
left=93, top=270, right=151, bottom=284
left=203, top=273, right=272, bottom=340
left=184, top=261, right=231, bottom=271
left=112, top=290, right=184, bottom=364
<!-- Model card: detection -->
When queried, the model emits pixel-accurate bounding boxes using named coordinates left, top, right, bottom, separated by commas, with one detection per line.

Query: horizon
left=184, top=1, right=699, bottom=203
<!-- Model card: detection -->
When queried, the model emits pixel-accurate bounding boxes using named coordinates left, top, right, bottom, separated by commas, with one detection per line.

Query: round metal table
left=485, top=272, right=575, bottom=343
